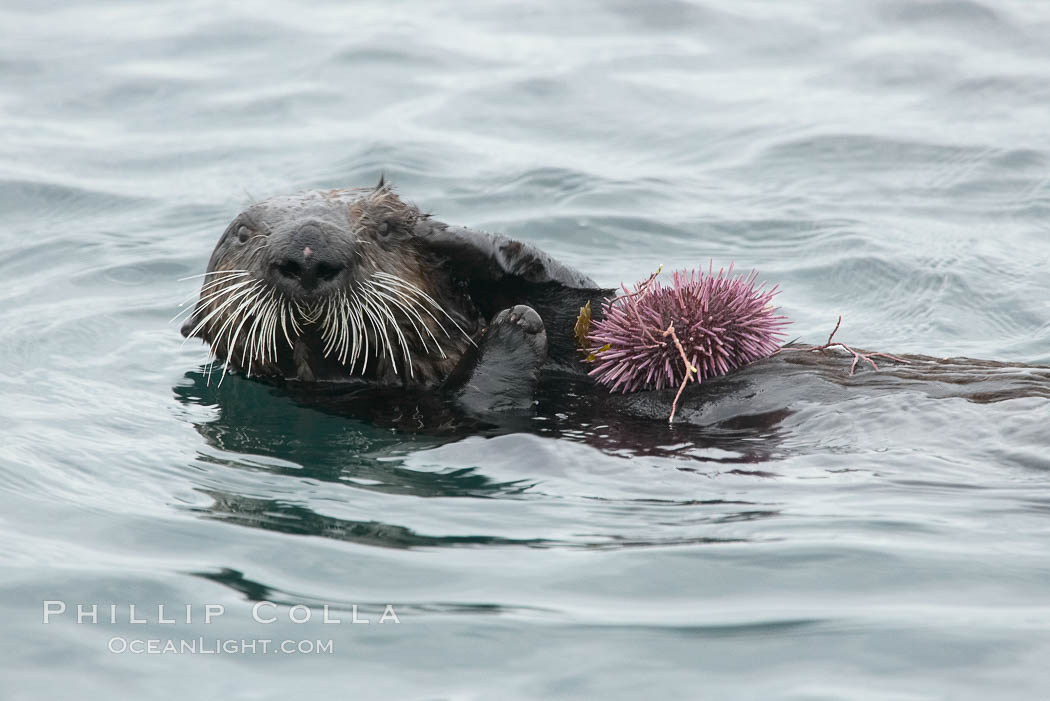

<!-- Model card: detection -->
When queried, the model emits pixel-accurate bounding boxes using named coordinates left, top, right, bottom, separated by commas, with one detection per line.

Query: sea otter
left=180, top=181, right=1050, bottom=425
left=180, top=181, right=612, bottom=414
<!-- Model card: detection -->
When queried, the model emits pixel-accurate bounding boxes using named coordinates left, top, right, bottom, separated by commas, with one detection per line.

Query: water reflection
left=193, top=489, right=545, bottom=548
left=192, top=567, right=553, bottom=617
left=191, top=487, right=755, bottom=551
left=173, top=364, right=796, bottom=467
left=173, top=373, right=533, bottom=497
left=172, top=367, right=789, bottom=557
left=173, top=347, right=1050, bottom=485
left=172, top=348, right=1050, bottom=557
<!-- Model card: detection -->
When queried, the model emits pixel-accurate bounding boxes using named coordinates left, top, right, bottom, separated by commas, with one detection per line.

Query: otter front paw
left=451, top=304, right=548, bottom=415
left=486, top=305, right=547, bottom=362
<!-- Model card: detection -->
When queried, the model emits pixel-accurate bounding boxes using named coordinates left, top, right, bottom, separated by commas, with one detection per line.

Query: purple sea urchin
left=586, top=264, right=789, bottom=397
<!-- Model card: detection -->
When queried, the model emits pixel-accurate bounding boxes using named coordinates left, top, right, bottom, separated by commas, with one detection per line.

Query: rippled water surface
left=3, top=1, right=1050, bottom=698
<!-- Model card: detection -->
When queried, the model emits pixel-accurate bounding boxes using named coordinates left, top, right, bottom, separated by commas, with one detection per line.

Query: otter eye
left=237, top=225, right=252, bottom=243
left=377, top=221, right=389, bottom=237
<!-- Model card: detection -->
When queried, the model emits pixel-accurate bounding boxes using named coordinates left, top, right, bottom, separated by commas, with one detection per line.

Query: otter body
left=182, top=183, right=1050, bottom=425
left=181, top=183, right=611, bottom=413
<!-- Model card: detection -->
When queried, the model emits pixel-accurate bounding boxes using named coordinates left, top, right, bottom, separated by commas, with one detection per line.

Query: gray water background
left=2, top=0, right=1050, bottom=698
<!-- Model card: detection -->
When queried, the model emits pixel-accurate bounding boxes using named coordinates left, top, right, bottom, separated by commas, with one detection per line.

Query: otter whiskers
left=171, top=270, right=252, bottom=322
left=372, top=272, right=474, bottom=344
left=182, top=271, right=474, bottom=384
left=312, top=273, right=476, bottom=379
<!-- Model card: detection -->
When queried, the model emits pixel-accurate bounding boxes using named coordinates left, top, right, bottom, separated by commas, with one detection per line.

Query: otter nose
left=273, top=253, right=344, bottom=291
left=271, top=225, right=345, bottom=292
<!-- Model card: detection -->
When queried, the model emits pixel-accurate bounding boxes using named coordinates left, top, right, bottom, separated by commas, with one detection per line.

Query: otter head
left=180, top=184, right=480, bottom=385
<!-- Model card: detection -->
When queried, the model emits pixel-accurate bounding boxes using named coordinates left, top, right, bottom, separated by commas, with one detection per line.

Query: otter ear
left=411, top=220, right=598, bottom=290
left=375, top=172, right=386, bottom=190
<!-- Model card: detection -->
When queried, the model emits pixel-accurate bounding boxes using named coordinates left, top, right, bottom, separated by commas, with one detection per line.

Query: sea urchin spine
left=586, top=264, right=789, bottom=399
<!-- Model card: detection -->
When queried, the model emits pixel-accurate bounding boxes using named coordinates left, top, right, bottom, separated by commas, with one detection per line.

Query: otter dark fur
left=181, top=182, right=612, bottom=410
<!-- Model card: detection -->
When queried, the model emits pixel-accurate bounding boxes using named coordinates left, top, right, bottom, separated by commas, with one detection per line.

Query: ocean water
left=2, top=0, right=1050, bottom=698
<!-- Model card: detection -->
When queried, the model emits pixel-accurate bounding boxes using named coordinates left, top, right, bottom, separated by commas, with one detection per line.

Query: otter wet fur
left=179, top=180, right=610, bottom=416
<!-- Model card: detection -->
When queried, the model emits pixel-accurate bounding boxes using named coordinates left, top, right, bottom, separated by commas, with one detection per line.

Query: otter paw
left=449, top=305, right=548, bottom=415
left=487, top=305, right=547, bottom=362
left=492, top=304, right=544, bottom=335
